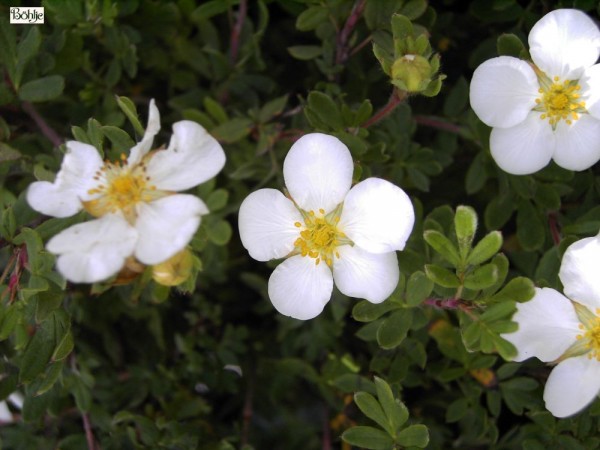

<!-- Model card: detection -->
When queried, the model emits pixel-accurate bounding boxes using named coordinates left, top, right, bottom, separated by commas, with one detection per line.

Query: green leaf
left=191, top=0, right=237, bottom=22
left=20, top=311, right=70, bottom=382
left=18, top=75, right=65, bottom=103
left=211, top=118, right=253, bottom=143
left=288, top=45, right=322, bottom=60
left=342, top=426, right=394, bottom=449
left=467, top=231, right=502, bottom=265
left=463, top=264, right=498, bottom=290
left=52, top=330, right=74, bottom=361
left=206, top=189, right=229, bottom=212
left=443, top=77, right=468, bottom=117
left=497, top=33, right=526, bottom=58
left=489, top=277, right=535, bottom=303
left=35, top=361, right=64, bottom=396
left=102, top=126, right=135, bottom=152
left=0, top=304, right=19, bottom=341
left=517, top=200, right=545, bottom=251
left=354, top=392, right=392, bottom=435
left=376, top=309, right=413, bottom=349
left=396, top=424, right=429, bottom=448
left=480, top=301, right=516, bottom=322
left=405, top=271, right=433, bottom=306
left=306, top=91, right=343, bottom=130
left=399, top=0, right=428, bottom=20
left=423, top=230, right=460, bottom=266
left=0, top=143, right=21, bottom=163
left=391, top=14, right=414, bottom=40
left=424, top=264, right=460, bottom=288
left=296, top=6, right=328, bottom=31
left=353, top=300, right=398, bottom=322
left=375, top=376, right=409, bottom=432
left=258, top=95, right=288, bottom=122
left=116, top=96, right=144, bottom=136
left=15, top=26, right=42, bottom=88
left=71, top=376, right=92, bottom=412
left=485, top=194, right=515, bottom=230
left=206, top=220, right=232, bottom=246
left=454, top=205, right=477, bottom=255
left=204, top=97, right=229, bottom=124
left=87, top=118, right=104, bottom=152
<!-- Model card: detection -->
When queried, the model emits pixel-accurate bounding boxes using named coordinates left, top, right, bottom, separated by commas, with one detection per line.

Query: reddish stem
left=548, top=211, right=561, bottom=246
left=335, top=0, right=366, bottom=66
left=21, top=101, right=63, bottom=148
left=362, top=89, right=407, bottom=128
left=229, top=0, right=248, bottom=65
left=414, top=115, right=466, bottom=135
left=82, top=412, right=96, bottom=450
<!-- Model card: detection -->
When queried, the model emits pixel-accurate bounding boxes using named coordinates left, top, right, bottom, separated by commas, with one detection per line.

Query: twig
left=229, top=0, right=248, bottom=65
left=82, top=412, right=97, bottom=450
left=335, top=0, right=366, bottom=66
left=21, top=101, right=63, bottom=148
left=423, top=298, right=463, bottom=309
left=414, top=115, right=466, bottom=135
left=548, top=211, right=561, bottom=246
left=362, top=89, right=407, bottom=128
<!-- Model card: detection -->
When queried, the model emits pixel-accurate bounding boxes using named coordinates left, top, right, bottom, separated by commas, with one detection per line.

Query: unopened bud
left=152, top=248, right=194, bottom=286
left=391, top=54, right=432, bottom=92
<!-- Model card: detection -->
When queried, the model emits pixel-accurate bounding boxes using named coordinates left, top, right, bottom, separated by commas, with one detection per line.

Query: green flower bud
left=391, top=54, right=432, bottom=92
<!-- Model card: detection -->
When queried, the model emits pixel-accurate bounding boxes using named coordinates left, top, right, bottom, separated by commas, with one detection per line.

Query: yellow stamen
left=535, top=76, right=587, bottom=129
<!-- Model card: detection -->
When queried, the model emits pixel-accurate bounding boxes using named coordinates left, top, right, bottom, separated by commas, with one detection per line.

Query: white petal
left=128, top=99, right=161, bottom=166
left=339, top=178, right=414, bottom=253
left=268, top=255, right=333, bottom=320
left=134, top=194, right=207, bottom=265
left=559, top=235, right=600, bottom=311
left=47, top=214, right=138, bottom=283
left=0, top=401, right=12, bottom=422
left=529, top=9, right=600, bottom=80
left=238, top=189, right=303, bottom=262
left=27, top=141, right=103, bottom=217
left=544, top=355, right=600, bottom=418
left=501, top=287, right=581, bottom=362
left=147, top=121, right=226, bottom=191
left=580, top=64, right=600, bottom=118
left=489, top=112, right=555, bottom=175
left=333, top=246, right=399, bottom=303
left=469, top=56, right=539, bottom=128
left=283, top=133, right=353, bottom=213
left=552, top=115, right=600, bottom=171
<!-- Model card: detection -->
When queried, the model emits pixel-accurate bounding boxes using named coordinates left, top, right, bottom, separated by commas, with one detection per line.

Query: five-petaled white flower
left=469, top=9, right=600, bottom=175
left=238, top=133, right=415, bottom=320
left=502, top=235, right=600, bottom=417
left=27, top=100, right=226, bottom=283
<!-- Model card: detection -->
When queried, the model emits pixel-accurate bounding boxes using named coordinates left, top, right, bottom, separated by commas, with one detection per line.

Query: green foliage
left=0, top=0, right=598, bottom=448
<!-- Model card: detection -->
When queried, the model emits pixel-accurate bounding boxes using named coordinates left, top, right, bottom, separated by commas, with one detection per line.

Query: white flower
left=27, top=100, right=226, bottom=283
left=238, top=133, right=415, bottom=320
left=502, top=235, right=600, bottom=417
left=469, top=9, right=600, bottom=175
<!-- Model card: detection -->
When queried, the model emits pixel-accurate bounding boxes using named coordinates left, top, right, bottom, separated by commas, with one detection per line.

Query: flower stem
left=335, top=0, right=366, bottom=66
left=229, top=0, right=248, bottom=65
left=21, top=101, right=63, bottom=148
left=362, top=89, right=407, bottom=128
left=414, top=115, right=467, bottom=135
left=548, top=211, right=561, bottom=246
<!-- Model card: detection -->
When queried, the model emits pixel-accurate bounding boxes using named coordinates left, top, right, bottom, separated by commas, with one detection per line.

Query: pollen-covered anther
left=579, top=315, right=600, bottom=361
left=294, top=207, right=345, bottom=267
left=535, top=77, right=587, bottom=128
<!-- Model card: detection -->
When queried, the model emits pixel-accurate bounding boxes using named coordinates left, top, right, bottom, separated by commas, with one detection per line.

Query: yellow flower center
left=293, top=208, right=347, bottom=267
left=576, top=309, right=600, bottom=361
left=83, top=153, right=164, bottom=222
left=535, top=76, right=586, bottom=127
